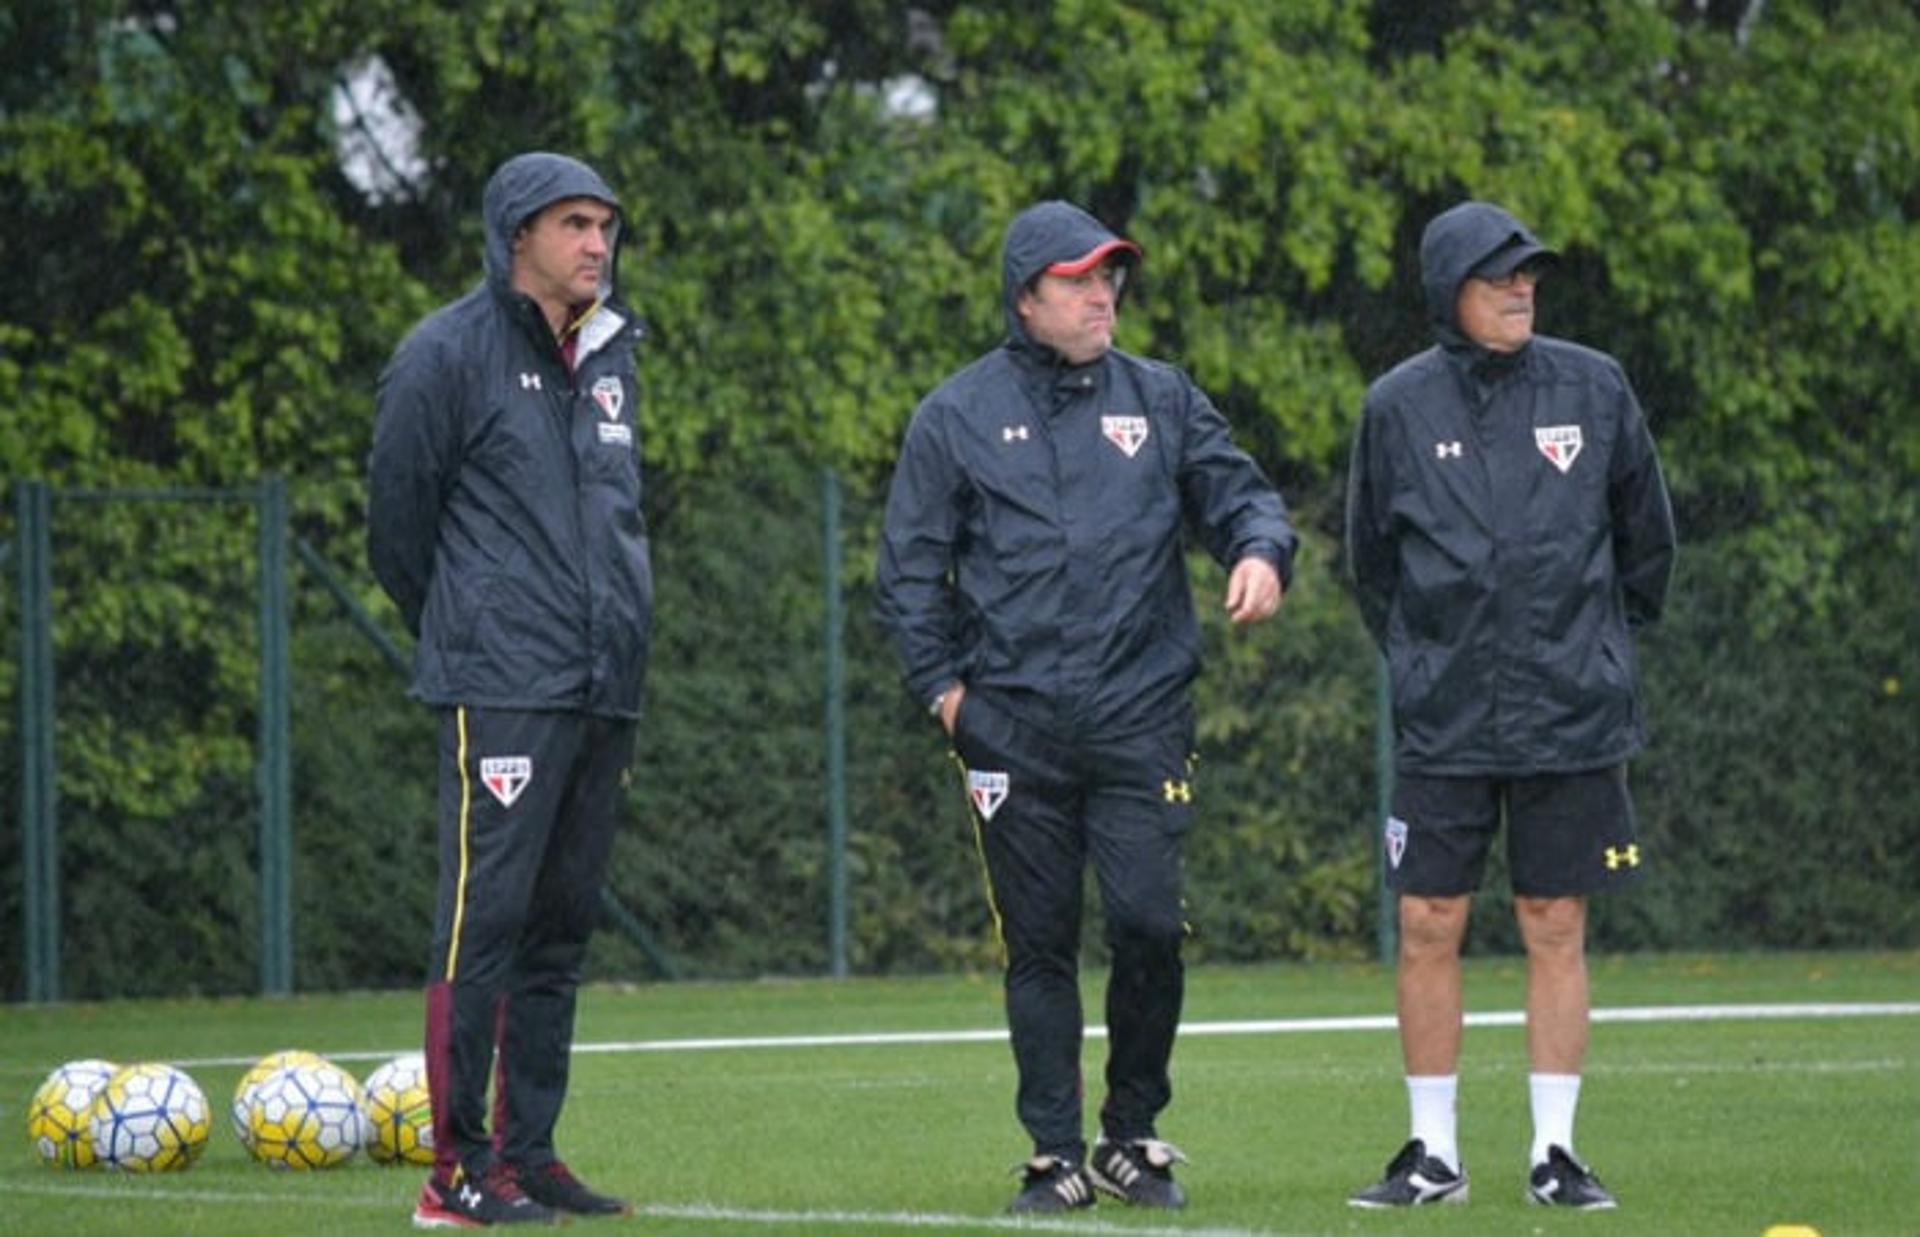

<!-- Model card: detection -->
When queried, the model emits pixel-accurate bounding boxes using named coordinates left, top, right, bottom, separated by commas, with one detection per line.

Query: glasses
left=1481, top=264, right=1545, bottom=291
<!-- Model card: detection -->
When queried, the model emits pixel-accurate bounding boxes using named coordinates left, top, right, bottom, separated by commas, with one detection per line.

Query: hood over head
left=1418, top=201, right=1557, bottom=341
left=999, top=200, right=1142, bottom=348
left=481, top=151, right=624, bottom=300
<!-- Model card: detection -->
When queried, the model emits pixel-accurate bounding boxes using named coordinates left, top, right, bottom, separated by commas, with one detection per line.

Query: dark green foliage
left=1615, top=531, right=1920, bottom=952
left=1182, top=517, right=1381, bottom=964
left=1, top=3, right=1916, bottom=994
left=592, top=454, right=998, bottom=978
left=285, top=616, right=439, bottom=990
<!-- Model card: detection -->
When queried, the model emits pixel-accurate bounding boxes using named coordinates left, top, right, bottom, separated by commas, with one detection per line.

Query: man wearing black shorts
left=1343, top=201, right=1676, bottom=1211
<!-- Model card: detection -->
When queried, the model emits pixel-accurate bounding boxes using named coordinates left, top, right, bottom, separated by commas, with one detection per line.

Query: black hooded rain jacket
left=1345, top=202, right=1676, bottom=776
left=368, top=153, right=653, bottom=719
left=876, top=201, right=1297, bottom=741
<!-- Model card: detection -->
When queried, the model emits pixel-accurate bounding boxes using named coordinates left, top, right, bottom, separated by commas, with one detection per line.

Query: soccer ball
left=87, top=1063, right=211, bottom=1173
left=25, top=1059, right=119, bottom=1169
left=361, top=1053, right=435, bottom=1166
left=244, top=1056, right=366, bottom=1169
left=231, top=1049, right=325, bottom=1151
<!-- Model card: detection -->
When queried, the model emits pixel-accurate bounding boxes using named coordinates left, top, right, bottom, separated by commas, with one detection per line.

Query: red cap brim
left=1045, top=239, right=1142, bottom=277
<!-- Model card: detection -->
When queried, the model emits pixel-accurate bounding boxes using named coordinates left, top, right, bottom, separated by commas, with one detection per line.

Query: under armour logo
left=458, top=1185, right=483, bottom=1208
left=1162, top=779, right=1192, bottom=804
left=1605, top=844, right=1641, bottom=870
left=1435, top=441, right=1462, bottom=459
left=1003, top=425, right=1030, bottom=442
left=519, top=372, right=542, bottom=390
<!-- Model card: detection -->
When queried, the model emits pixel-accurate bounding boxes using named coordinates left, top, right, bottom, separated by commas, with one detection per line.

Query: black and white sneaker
left=1088, top=1137, right=1188, bottom=1209
left=1528, top=1145, right=1618, bottom=1209
left=1006, top=1154, right=1095, bottom=1213
left=1347, top=1138, right=1469, bottom=1208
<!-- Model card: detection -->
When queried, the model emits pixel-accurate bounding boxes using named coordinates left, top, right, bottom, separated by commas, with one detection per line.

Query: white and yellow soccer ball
left=25, top=1058, right=120, bottom=1169
left=87, top=1062, right=211, bottom=1173
left=244, top=1055, right=367, bottom=1170
left=231, top=1049, right=325, bottom=1152
left=360, top=1053, right=434, bottom=1166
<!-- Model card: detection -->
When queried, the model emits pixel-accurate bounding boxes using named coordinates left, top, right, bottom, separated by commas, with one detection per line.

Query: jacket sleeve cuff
left=1237, top=538, right=1294, bottom=589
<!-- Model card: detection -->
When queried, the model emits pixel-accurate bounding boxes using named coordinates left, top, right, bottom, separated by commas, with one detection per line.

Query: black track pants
left=423, top=707, right=635, bottom=1182
left=951, top=689, right=1194, bottom=1160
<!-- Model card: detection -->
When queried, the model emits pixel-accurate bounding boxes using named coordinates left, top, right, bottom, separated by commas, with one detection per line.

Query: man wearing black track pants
left=369, top=151, right=652, bottom=1229
left=875, top=200, right=1296, bottom=1215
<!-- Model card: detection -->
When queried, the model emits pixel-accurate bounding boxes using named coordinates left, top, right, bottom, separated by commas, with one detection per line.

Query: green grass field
left=1, top=951, right=1914, bottom=1235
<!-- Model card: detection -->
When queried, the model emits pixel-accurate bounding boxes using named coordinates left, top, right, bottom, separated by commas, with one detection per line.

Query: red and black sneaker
left=411, top=1165, right=561, bottom=1228
left=515, top=1160, right=635, bottom=1218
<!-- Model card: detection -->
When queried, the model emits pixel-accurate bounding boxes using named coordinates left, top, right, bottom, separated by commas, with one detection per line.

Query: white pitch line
left=636, top=1200, right=1298, bottom=1235
left=0, top=1180, right=1294, bottom=1236
left=169, top=1001, right=1920, bottom=1069
left=0, top=1179, right=392, bottom=1209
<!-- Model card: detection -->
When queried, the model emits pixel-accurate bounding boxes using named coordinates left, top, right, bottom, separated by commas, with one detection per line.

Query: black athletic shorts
left=1383, top=765, right=1643, bottom=898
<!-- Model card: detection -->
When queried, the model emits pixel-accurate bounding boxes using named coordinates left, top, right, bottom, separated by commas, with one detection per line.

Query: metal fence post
left=16, top=480, right=59, bottom=1002
left=823, top=468, right=849, bottom=977
left=1374, top=653, right=1398, bottom=967
left=256, top=475, right=293, bottom=994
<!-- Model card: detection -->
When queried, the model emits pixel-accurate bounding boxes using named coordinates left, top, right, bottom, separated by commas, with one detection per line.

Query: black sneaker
left=1347, top=1138, right=1468, bottom=1208
left=1528, top=1145, right=1617, bottom=1209
left=516, top=1160, right=634, bottom=1217
left=1088, top=1137, right=1188, bottom=1209
left=411, top=1166, right=561, bottom=1228
left=1006, top=1154, right=1095, bottom=1213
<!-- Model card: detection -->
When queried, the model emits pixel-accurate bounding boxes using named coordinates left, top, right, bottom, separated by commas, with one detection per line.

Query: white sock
left=1406, top=1075, right=1459, bottom=1172
left=1529, top=1073, right=1582, bottom=1165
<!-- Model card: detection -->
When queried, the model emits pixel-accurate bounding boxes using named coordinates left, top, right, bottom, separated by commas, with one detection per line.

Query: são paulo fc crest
left=967, top=769, right=1009, bottom=821
left=1384, top=815, right=1409, bottom=870
left=591, top=376, right=625, bottom=420
left=592, top=376, right=632, bottom=444
left=480, top=756, right=532, bottom=809
left=1535, top=425, right=1583, bottom=473
left=1101, top=415, right=1149, bottom=458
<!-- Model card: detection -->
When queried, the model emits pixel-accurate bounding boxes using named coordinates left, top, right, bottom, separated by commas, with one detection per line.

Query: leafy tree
left=1, top=1, right=1914, bottom=994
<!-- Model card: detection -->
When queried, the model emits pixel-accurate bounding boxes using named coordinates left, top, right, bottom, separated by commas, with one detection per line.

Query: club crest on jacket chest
left=591, top=376, right=625, bottom=420
left=1101, top=415, right=1149, bottom=458
left=592, top=376, right=631, bottom=445
left=1535, top=424, right=1583, bottom=473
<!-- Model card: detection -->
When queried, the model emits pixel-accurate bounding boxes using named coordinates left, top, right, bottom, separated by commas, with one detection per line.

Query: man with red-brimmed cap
left=876, top=200, right=1296, bottom=1214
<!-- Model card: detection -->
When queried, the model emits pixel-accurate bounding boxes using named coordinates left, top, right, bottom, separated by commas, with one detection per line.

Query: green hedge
left=1, top=463, right=1914, bottom=998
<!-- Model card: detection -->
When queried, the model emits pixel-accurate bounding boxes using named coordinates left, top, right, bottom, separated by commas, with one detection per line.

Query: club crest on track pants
left=950, top=688, right=1196, bottom=1155
left=422, top=706, right=635, bottom=1180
